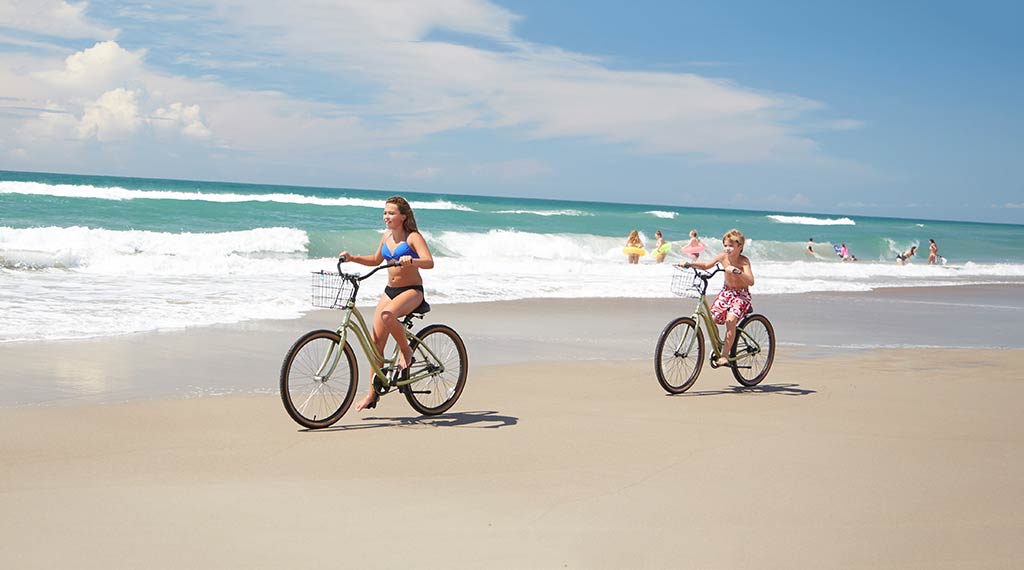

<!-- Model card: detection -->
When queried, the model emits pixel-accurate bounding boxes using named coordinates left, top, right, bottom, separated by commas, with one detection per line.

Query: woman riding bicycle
left=339, top=196, right=434, bottom=410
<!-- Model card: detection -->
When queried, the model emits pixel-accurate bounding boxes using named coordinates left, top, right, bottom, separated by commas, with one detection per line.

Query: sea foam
left=0, top=180, right=473, bottom=211
left=767, top=214, right=856, bottom=226
left=3, top=224, right=1023, bottom=343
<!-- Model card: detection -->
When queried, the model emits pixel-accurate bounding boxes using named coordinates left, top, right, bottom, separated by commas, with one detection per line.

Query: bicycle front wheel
left=404, top=324, right=468, bottom=415
left=654, top=317, right=704, bottom=394
left=731, top=314, right=776, bottom=387
left=280, top=329, right=358, bottom=429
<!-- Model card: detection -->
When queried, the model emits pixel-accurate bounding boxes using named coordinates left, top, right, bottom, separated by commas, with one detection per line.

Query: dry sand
left=2, top=337, right=1023, bottom=568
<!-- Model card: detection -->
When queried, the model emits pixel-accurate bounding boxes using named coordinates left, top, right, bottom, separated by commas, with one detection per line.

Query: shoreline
left=1, top=282, right=1021, bottom=408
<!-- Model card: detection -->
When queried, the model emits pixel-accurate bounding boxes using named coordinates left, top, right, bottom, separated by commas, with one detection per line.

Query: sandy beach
left=2, top=286, right=1023, bottom=568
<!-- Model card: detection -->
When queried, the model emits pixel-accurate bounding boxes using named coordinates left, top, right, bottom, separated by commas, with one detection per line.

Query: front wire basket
left=311, top=271, right=353, bottom=309
left=670, top=266, right=701, bottom=298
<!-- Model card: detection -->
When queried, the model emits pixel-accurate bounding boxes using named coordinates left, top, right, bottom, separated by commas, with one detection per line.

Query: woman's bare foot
left=397, top=349, right=414, bottom=371
left=355, top=392, right=379, bottom=411
left=715, top=356, right=731, bottom=367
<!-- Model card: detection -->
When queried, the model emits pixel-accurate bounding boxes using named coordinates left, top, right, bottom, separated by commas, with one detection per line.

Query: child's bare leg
left=716, top=314, right=739, bottom=366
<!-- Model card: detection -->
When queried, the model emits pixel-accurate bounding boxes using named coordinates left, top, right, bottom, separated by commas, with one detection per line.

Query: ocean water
left=3, top=169, right=1024, bottom=343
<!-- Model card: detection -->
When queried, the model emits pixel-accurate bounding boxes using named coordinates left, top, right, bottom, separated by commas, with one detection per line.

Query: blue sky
left=0, top=0, right=1021, bottom=223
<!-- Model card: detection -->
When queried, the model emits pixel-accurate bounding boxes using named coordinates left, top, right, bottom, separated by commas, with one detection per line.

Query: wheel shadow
left=304, top=409, right=519, bottom=432
left=669, top=382, right=815, bottom=398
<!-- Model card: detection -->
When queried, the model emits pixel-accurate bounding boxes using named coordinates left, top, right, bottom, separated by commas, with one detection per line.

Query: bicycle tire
left=654, top=317, right=704, bottom=394
left=280, top=329, right=358, bottom=429
left=730, top=314, right=775, bottom=387
left=403, top=324, right=468, bottom=415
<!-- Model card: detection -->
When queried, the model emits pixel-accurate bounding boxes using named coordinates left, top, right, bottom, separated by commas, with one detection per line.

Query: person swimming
left=896, top=245, right=917, bottom=265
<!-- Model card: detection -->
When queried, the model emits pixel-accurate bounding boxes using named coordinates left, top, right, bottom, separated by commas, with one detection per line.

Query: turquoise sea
left=3, top=169, right=1023, bottom=343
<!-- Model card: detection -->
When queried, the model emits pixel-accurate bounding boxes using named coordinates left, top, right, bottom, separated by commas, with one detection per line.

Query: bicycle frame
left=675, top=267, right=764, bottom=366
left=312, top=264, right=447, bottom=390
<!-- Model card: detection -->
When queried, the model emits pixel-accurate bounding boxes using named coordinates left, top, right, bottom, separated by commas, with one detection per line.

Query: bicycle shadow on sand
left=669, top=382, right=815, bottom=398
left=305, top=410, right=519, bottom=433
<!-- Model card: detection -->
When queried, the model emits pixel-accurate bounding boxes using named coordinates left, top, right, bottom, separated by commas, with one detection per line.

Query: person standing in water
left=683, top=230, right=704, bottom=261
left=625, top=229, right=643, bottom=264
left=806, top=237, right=815, bottom=255
left=339, top=196, right=434, bottom=411
left=928, top=239, right=939, bottom=264
left=653, top=230, right=668, bottom=264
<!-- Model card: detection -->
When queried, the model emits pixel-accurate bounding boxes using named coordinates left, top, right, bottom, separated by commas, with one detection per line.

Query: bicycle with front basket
left=280, top=258, right=468, bottom=429
left=654, top=264, right=775, bottom=394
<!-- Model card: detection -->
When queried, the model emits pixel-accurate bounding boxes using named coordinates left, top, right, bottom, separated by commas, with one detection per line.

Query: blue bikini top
left=381, top=238, right=419, bottom=261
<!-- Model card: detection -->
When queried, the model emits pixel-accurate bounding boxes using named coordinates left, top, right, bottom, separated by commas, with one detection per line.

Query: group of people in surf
left=895, top=239, right=943, bottom=265
left=624, top=229, right=705, bottom=264
left=806, top=237, right=857, bottom=262
left=806, top=237, right=942, bottom=265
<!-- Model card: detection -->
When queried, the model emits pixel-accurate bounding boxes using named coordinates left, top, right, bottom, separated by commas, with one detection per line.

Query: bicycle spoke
left=655, top=317, right=703, bottom=394
left=404, top=325, right=468, bottom=415
left=280, top=331, right=358, bottom=429
left=730, top=315, right=775, bottom=387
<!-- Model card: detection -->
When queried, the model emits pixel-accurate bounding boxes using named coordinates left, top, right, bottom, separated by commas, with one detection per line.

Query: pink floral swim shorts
left=711, top=287, right=752, bottom=325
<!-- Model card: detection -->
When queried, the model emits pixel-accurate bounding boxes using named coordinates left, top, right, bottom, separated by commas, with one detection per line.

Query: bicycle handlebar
left=337, top=256, right=400, bottom=281
left=678, top=262, right=722, bottom=281
left=679, top=262, right=741, bottom=280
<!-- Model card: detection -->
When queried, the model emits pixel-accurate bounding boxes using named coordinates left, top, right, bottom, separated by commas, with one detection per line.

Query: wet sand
left=2, top=284, right=1021, bottom=407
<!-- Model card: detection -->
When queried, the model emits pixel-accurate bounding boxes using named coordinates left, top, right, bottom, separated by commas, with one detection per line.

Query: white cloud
left=409, top=167, right=441, bottom=179
left=838, top=201, right=878, bottom=209
left=152, top=102, right=211, bottom=139
left=0, top=31, right=69, bottom=52
left=1005, top=202, right=1024, bottom=209
left=470, top=158, right=552, bottom=180
left=0, top=0, right=118, bottom=40
left=729, top=191, right=813, bottom=208
left=201, top=0, right=829, bottom=162
left=0, top=1, right=858, bottom=183
left=77, top=88, right=142, bottom=141
left=35, top=41, right=145, bottom=96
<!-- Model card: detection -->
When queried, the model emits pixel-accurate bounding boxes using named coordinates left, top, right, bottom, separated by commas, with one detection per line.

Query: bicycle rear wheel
left=280, top=329, right=358, bottom=429
left=731, top=314, right=775, bottom=387
left=654, top=317, right=704, bottom=394
left=404, top=324, right=468, bottom=415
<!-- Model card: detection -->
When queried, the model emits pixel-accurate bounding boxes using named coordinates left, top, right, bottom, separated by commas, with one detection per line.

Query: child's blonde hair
left=722, top=228, right=745, bottom=250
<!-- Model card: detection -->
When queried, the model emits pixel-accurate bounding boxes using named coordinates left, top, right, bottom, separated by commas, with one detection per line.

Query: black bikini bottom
left=384, top=285, right=424, bottom=299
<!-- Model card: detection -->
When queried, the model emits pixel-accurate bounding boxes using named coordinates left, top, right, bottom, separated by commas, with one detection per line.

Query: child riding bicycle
left=682, top=229, right=754, bottom=367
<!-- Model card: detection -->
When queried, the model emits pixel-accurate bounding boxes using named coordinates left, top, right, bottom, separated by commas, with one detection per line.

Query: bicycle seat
left=410, top=300, right=431, bottom=315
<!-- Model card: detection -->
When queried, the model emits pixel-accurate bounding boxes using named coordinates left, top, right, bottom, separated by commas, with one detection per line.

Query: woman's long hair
left=386, top=196, right=418, bottom=233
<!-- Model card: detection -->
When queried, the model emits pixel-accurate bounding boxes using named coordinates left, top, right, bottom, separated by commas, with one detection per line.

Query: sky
left=0, top=0, right=1021, bottom=224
